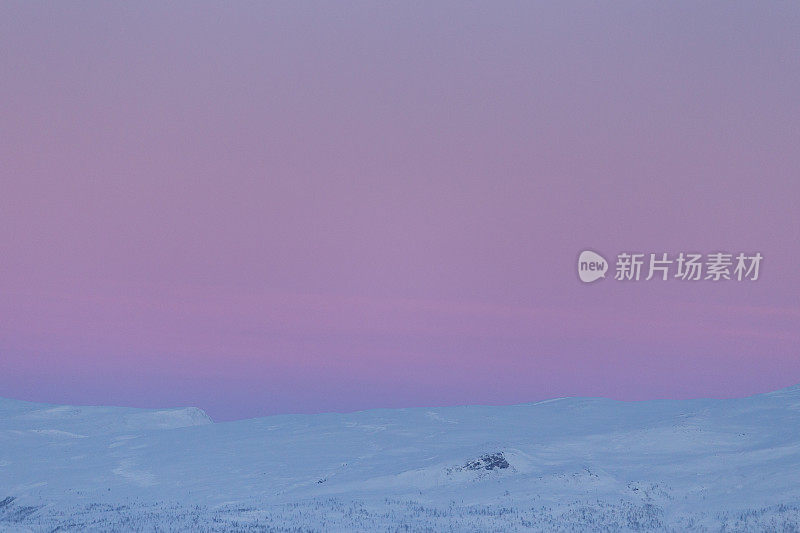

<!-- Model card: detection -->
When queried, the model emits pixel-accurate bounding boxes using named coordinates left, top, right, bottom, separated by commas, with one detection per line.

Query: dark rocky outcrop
left=463, top=452, right=510, bottom=471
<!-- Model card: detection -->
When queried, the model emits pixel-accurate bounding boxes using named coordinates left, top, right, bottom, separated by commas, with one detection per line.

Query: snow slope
left=2, top=387, right=800, bottom=531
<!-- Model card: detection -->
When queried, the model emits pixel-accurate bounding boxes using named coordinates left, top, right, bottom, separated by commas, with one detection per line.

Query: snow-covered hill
left=2, top=387, right=800, bottom=531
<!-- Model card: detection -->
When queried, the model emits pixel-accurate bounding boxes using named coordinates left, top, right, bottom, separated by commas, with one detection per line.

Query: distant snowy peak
left=122, top=407, right=213, bottom=430
left=0, top=398, right=212, bottom=435
left=762, top=383, right=800, bottom=396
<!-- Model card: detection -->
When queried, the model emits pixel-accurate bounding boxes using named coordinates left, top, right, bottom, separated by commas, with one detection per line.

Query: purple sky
left=2, top=2, right=799, bottom=420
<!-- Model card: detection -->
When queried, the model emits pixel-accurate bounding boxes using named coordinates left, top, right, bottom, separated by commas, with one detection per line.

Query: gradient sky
left=1, top=2, right=799, bottom=420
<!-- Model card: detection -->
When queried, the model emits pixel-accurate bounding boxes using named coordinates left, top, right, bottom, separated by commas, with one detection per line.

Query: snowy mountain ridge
left=0, top=397, right=212, bottom=435
left=2, top=387, right=800, bottom=531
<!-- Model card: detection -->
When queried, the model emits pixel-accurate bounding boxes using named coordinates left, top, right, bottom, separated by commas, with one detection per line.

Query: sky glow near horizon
left=1, top=2, right=799, bottom=420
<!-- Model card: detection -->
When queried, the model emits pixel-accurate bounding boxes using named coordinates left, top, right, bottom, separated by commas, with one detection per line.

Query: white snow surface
left=2, top=387, right=800, bottom=531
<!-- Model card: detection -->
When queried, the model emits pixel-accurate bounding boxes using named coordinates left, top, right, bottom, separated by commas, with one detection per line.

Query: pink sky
left=1, top=2, right=799, bottom=420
